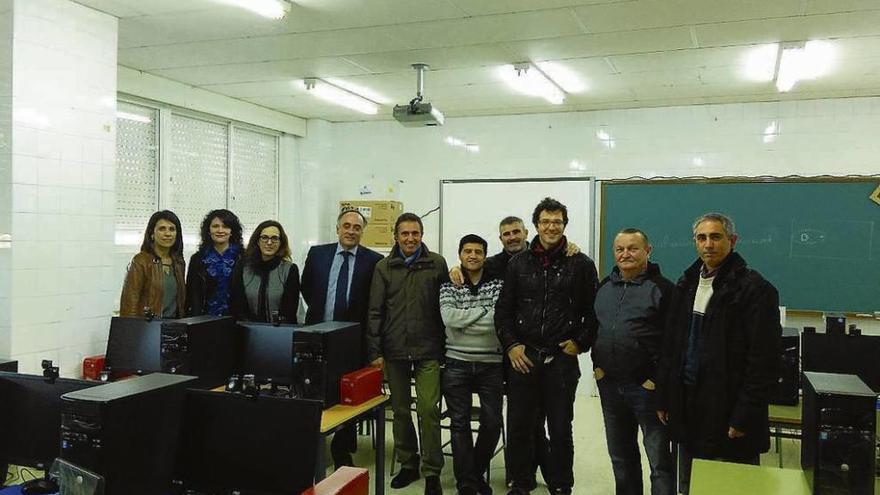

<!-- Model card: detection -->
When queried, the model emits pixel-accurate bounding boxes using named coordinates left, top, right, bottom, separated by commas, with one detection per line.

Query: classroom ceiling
left=75, top=0, right=880, bottom=123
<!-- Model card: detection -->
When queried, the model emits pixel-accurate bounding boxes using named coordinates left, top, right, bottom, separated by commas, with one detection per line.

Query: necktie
left=333, top=251, right=351, bottom=321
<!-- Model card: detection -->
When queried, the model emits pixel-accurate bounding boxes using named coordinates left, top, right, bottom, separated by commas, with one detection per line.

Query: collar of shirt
left=335, top=243, right=359, bottom=257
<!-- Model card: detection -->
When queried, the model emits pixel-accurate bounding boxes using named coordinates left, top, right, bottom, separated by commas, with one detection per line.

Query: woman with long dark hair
left=120, top=210, right=186, bottom=318
left=230, top=220, right=300, bottom=323
left=186, top=209, right=244, bottom=316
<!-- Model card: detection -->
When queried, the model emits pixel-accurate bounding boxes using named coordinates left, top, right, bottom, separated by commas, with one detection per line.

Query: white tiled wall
left=291, top=96, right=880, bottom=334
left=0, top=0, right=117, bottom=375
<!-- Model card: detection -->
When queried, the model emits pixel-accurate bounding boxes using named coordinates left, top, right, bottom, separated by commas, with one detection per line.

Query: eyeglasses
left=259, top=235, right=281, bottom=244
left=538, top=219, right=564, bottom=228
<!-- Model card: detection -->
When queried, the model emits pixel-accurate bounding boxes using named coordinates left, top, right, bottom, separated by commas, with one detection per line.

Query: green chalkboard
left=599, top=179, right=880, bottom=313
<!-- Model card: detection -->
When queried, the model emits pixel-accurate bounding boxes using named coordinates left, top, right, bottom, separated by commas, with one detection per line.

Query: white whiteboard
left=439, top=177, right=597, bottom=396
left=439, top=178, right=595, bottom=264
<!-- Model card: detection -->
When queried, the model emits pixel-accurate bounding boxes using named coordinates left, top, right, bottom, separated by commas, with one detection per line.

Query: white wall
left=293, top=96, right=880, bottom=334
left=0, top=0, right=118, bottom=375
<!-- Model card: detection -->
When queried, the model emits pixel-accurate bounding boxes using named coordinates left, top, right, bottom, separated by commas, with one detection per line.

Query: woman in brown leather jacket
left=119, top=210, right=186, bottom=318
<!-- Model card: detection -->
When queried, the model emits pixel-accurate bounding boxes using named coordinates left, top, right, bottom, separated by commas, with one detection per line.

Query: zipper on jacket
left=610, top=282, right=628, bottom=363
left=540, top=267, right=549, bottom=338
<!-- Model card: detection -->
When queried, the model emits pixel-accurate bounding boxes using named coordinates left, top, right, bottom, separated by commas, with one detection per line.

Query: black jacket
left=494, top=236, right=599, bottom=355
left=592, top=262, right=673, bottom=384
left=185, top=248, right=242, bottom=317
left=655, top=252, right=781, bottom=459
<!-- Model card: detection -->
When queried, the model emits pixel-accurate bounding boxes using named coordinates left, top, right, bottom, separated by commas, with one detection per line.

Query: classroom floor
left=336, top=394, right=798, bottom=495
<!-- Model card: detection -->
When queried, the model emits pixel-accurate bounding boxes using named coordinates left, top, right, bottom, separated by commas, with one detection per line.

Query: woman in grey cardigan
left=230, top=219, right=299, bottom=324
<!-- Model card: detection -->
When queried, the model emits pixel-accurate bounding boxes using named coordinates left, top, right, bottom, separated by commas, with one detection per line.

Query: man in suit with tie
left=301, top=208, right=384, bottom=469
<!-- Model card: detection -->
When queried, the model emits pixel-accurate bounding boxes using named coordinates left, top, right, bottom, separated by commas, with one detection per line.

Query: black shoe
left=475, top=478, right=493, bottom=495
left=390, top=469, right=420, bottom=489
left=526, top=479, right=538, bottom=491
left=425, top=475, right=443, bottom=495
left=506, top=489, right=528, bottom=495
left=457, top=486, right=478, bottom=495
left=547, top=488, right=571, bottom=495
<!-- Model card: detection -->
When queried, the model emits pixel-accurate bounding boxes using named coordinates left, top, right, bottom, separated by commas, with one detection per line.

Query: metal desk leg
left=315, top=434, right=327, bottom=482
left=776, top=426, right=783, bottom=468
left=376, top=404, right=386, bottom=495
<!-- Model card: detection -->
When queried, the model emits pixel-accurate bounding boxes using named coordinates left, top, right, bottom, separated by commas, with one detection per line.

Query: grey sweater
left=439, top=275, right=503, bottom=363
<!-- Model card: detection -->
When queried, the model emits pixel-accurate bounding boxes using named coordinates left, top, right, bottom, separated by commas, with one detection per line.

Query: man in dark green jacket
left=367, top=212, right=449, bottom=495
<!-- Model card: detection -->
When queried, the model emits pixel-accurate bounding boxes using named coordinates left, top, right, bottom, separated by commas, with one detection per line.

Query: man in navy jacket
left=301, top=208, right=383, bottom=468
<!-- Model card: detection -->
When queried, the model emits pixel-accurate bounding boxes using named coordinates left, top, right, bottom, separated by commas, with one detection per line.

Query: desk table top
left=321, top=395, right=389, bottom=433
left=690, top=459, right=879, bottom=494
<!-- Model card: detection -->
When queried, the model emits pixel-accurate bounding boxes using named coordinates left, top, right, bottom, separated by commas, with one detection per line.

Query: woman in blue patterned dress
left=185, top=209, right=244, bottom=316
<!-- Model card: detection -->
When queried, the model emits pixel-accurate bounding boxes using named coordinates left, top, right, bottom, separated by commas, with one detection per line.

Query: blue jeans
left=442, top=358, right=503, bottom=491
left=598, top=376, right=674, bottom=495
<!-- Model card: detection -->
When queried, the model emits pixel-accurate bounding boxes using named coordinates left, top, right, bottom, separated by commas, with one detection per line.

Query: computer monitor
left=104, top=316, right=163, bottom=377
left=239, top=322, right=297, bottom=385
left=174, top=390, right=322, bottom=495
left=0, top=372, right=100, bottom=470
left=802, top=331, right=880, bottom=393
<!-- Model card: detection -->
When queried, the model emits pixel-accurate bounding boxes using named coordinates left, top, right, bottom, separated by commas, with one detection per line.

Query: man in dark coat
left=300, top=208, right=383, bottom=469
left=655, top=212, right=781, bottom=493
left=495, top=198, right=599, bottom=495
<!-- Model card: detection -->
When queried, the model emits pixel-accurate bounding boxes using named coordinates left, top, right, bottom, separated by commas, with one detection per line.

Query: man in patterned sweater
left=440, top=234, right=504, bottom=495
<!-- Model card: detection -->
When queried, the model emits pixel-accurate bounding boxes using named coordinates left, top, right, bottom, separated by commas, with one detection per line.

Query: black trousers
left=506, top=350, right=580, bottom=492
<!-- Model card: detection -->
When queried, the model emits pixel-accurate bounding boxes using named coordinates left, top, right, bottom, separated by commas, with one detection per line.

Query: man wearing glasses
left=495, top=197, right=599, bottom=495
left=300, top=208, right=383, bottom=469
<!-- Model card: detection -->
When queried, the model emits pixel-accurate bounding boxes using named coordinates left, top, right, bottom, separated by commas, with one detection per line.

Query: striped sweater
left=439, top=276, right=504, bottom=363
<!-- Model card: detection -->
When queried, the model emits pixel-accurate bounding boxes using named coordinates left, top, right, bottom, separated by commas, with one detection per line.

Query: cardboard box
left=339, top=200, right=403, bottom=225
left=361, top=223, right=395, bottom=248
left=301, top=466, right=369, bottom=495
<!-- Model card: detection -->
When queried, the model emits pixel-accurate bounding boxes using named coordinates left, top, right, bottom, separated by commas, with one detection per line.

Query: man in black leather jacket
left=495, top=197, right=599, bottom=495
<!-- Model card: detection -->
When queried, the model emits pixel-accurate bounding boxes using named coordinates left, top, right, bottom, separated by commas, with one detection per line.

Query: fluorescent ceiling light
left=465, top=144, right=480, bottom=153
left=117, top=111, right=152, bottom=124
left=216, top=0, right=291, bottom=19
left=500, top=63, right=566, bottom=104
left=535, top=61, right=587, bottom=93
left=743, top=43, right=780, bottom=82
left=775, top=40, right=834, bottom=92
left=303, top=78, right=379, bottom=115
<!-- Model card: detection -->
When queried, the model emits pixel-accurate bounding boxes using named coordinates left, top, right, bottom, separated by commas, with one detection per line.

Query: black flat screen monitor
left=104, top=317, right=163, bottom=377
left=239, top=323, right=297, bottom=385
left=802, top=331, right=880, bottom=393
left=0, top=372, right=100, bottom=469
left=174, top=390, right=322, bottom=495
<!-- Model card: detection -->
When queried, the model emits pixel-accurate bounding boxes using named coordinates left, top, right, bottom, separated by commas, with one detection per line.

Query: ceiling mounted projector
left=393, top=63, right=445, bottom=127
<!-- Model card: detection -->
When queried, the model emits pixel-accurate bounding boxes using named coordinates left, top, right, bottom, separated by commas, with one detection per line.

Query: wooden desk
left=690, top=460, right=810, bottom=494
left=690, top=459, right=880, bottom=494
left=316, top=395, right=390, bottom=495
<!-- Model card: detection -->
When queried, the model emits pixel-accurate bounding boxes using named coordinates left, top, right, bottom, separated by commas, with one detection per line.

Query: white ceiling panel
left=69, top=0, right=880, bottom=122
left=383, top=9, right=587, bottom=50
left=503, top=27, right=695, bottom=62
left=573, top=0, right=805, bottom=34
left=342, top=45, right=514, bottom=73
left=149, top=57, right=368, bottom=86
left=451, top=0, right=633, bottom=17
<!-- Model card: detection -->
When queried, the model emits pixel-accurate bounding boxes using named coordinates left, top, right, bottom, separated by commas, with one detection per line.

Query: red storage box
left=82, top=354, right=105, bottom=380
left=301, top=466, right=368, bottom=495
left=339, top=367, right=382, bottom=406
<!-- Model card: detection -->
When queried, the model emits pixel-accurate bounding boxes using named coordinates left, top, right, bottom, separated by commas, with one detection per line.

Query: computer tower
left=0, top=358, right=17, bottom=372
left=294, top=321, right=360, bottom=406
left=770, top=327, right=800, bottom=405
left=801, top=372, right=877, bottom=495
left=59, top=373, right=197, bottom=495
left=160, top=315, right=241, bottom=387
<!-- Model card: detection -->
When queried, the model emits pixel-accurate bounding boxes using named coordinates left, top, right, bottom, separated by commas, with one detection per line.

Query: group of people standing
left=118, top=198, right=782, bottom=495
left=119, top=209, right=300, bottom=324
